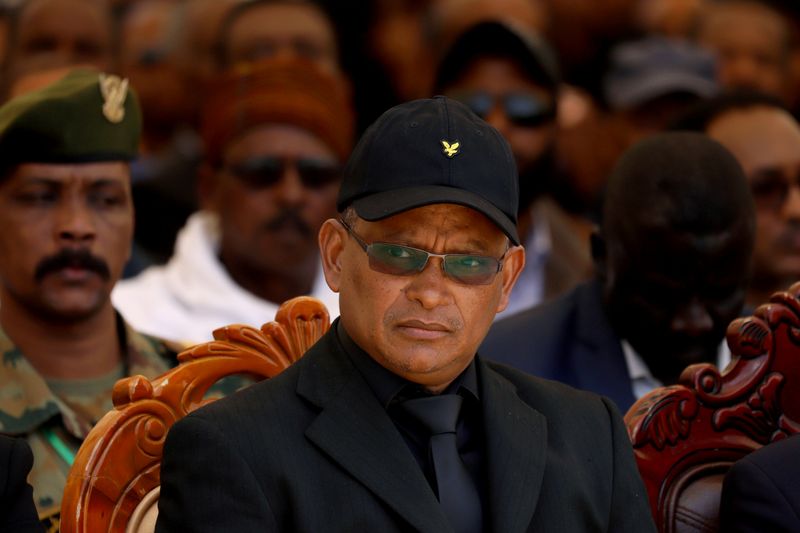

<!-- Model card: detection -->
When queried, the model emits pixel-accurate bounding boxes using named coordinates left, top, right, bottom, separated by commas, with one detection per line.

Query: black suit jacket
left=0, top=435, right=43, bottom=533
left=720, top=435, right=800, bottom=532
left=481, top=281, right=637, bottom=412
left=156, top=326, right=655, bottom=532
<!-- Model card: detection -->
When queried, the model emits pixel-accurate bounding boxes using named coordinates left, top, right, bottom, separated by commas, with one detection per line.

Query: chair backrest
left=59, top=296, right=330, bottom=533
left=625, top=283, right=800, bottom=533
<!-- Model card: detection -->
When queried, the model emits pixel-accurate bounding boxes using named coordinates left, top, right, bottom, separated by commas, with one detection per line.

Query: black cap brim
left=351, top=185, right=520, bottom=245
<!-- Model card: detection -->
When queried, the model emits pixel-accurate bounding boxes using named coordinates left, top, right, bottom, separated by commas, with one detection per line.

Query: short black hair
left=603, top=132, right=755, bottom=243
left=669, top=89, right=788, bottom=132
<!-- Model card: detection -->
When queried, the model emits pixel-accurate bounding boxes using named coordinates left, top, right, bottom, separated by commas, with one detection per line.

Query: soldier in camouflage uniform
left=0, top=68, right=178, bottom=528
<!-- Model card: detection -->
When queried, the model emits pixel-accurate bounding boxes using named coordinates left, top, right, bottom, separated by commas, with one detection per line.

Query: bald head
left=604, top=132, right=754, bottom=242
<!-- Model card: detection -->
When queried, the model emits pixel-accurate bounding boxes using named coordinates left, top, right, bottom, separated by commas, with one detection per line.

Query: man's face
left=119, top=1, right=192, bottom=129
left=697, top=3, right=789, bottom=99
left=707, top=107, right=800, bottom=294
left=442, top=56, right=556, bottom=208
left=603, top=225, right=751, bottom=382
left=321, top=204, right=524, bottom=393
left=8, top=0, right=112, bottom=82
left=206, top=124, right=340, bottom=277
left=444, top=57, right=555, bottom=173
left=0, top=162, right=132, bottom=322
left=222, top=2, right=338, bottom=73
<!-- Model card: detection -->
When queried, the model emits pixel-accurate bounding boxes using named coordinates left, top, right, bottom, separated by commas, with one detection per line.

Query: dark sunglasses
left=339, top=219, right=506, bottom=286
left=750, top=169, right=800, bottom=211
left=226, top=157, right=342, bottom=189
left=452, top=91, right=556, bottom=127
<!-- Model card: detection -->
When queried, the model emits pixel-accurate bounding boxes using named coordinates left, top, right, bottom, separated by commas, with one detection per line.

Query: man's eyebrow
left=87, top=178, right=127, bottom=187
left=374, top=229, right=495, bottom=252
left=750, top=166, right=786, bottom=180
left=17, top=177, right=62, bottom=185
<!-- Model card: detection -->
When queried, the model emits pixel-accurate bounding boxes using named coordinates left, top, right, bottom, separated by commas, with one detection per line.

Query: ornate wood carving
left=625, top=283, right=800, bottom=533
left=60, top=296, right=330, bottom=533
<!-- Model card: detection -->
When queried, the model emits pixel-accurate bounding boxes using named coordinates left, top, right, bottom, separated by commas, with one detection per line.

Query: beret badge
left=99, top=73, right=129, bottom=124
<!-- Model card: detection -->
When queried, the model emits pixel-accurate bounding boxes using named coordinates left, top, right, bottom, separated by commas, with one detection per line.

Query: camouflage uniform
left=0, top=313, right=177, bottom=526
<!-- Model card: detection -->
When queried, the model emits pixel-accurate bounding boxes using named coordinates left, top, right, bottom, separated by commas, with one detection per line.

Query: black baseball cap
left=433, top=20, right=560, bottom=94
left=337, top=96, right=520, bottom=244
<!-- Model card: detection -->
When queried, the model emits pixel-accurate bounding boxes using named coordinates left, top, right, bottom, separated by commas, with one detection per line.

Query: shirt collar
left=0, top=312, right=173, bottom=438
left=336, top=319, right=479, bottom=408
left=621, top=339, right=731, bottom=400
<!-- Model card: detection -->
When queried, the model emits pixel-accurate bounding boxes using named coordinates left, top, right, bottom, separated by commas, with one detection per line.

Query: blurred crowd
left=0, top=5, right=786, bottom=241
left=4, top=0, right=800, bottom=523
left=0, top=0, right=796, bottom=271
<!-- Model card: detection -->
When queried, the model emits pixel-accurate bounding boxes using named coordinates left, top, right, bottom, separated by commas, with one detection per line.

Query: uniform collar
left=0, top=312, right=173, bottom=438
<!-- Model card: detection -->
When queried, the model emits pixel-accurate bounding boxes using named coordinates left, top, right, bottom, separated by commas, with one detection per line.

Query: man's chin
left=37, top=291, right=110, bottom=323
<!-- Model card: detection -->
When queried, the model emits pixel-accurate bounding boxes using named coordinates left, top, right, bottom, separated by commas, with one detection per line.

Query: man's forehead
left=708, top=108, right=800, bottom=162
left=225, top=123, right=338, bottom=161
left=360, top=203, right=507, bottom=243
left=8, top=161, right=130, bottom=183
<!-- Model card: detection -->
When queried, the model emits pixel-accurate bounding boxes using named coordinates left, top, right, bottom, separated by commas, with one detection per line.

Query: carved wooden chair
left=625, top=283, right=800, bottom=533
left=59, top=296, right=330, bottom=533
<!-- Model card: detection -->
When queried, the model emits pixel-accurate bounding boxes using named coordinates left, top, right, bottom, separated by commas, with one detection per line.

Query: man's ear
left=496, top=244, right=525, bottom=313
left=318, top=218, right=346, bottom=293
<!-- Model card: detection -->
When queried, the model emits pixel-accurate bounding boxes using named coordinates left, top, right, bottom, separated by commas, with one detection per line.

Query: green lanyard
left=42, top=427, right=76, bottom=467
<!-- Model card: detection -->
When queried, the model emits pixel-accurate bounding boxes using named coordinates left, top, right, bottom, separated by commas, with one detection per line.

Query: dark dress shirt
left=337, top=321, right=488, bottom=515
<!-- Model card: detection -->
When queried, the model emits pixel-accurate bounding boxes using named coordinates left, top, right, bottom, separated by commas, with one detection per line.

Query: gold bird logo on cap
left=441, top=139, right=460, bottom=158
left=99, top=73, right=128, bottom=124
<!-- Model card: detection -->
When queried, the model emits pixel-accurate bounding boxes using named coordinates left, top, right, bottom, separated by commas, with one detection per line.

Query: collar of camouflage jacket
left=0, top=313, right=173, bottom=438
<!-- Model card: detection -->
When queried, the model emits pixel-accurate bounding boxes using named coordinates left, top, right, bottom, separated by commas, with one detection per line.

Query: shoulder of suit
left=484, top=358, right=604, bottom=408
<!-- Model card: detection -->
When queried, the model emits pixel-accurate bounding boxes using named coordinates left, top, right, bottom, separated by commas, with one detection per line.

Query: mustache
left=34, top=248, right=111, bottom=282
left=262, top=209, right=313, bottom=237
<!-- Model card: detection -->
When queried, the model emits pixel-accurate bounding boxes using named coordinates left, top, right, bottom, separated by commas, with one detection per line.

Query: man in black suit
left=720, top=435, right=800, bottom=532
left=155, top=97, right=655, bottom=532
left=0, top=435, right=42, bottom=532
left=482, top=133, right=756, bottom=412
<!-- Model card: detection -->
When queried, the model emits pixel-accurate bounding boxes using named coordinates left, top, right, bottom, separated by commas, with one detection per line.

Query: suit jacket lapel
left=480, top=359, right=548, bottom=533
left=571, top=282, right=636, bottom=410
left=298, top=332, right=451, bottom=533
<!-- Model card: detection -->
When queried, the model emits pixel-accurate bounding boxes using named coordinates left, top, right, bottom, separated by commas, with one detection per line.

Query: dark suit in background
left=0, top=435, right=43, bottom=533
left=156, top=326, right=653, bottom=533
left=720, top=434, right=800, bottom=533
left=481, top=281, right=636, bottom=412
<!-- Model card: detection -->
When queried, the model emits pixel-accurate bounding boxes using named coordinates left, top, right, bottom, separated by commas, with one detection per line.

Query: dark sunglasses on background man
left=339, top=219, right=507, bottom=286
left=226, top=156, right=342, bottom=189
left=749, top=168, right=800, bottom=211
left=451, top=91, right=556, bottom=127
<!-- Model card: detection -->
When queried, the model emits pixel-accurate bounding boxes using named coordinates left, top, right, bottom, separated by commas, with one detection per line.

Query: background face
left=8, top=0, right=113, bottom=83
left=707, top=107, right=800, bottom=292
left=222, top=2, right=338, bottom=72
left=207, top=123, right=340, bottom=279
left=697, top=3, right=789, bottom=98
left=603, top=226, right=751, bottom=381
left=328, top=204, right=522, bottom=392
left=443, top=56, right=556, bottom=179
left=0, top=162, right=132, bottom=322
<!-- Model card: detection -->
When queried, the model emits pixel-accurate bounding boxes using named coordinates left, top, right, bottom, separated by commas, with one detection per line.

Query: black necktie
left=399, top=394, right=483, bottom=533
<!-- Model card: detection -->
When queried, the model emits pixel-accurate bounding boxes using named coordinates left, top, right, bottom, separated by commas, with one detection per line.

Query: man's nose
left=273, top=162, right=305, bottom=205
left=404, top=256, right=454, bottom=309
left=55, top=199, right=96, bottom=245
left=782, top=183, right=800, bottom=222
left=485, top=104, right=512, bottom=138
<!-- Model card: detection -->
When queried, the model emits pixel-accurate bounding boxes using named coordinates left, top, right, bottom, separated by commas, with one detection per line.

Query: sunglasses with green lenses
left=339, top=219, right=506, bottom=286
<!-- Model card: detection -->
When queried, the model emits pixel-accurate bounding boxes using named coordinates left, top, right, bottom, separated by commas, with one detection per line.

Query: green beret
left=0, top=68, right=141, bottom=168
